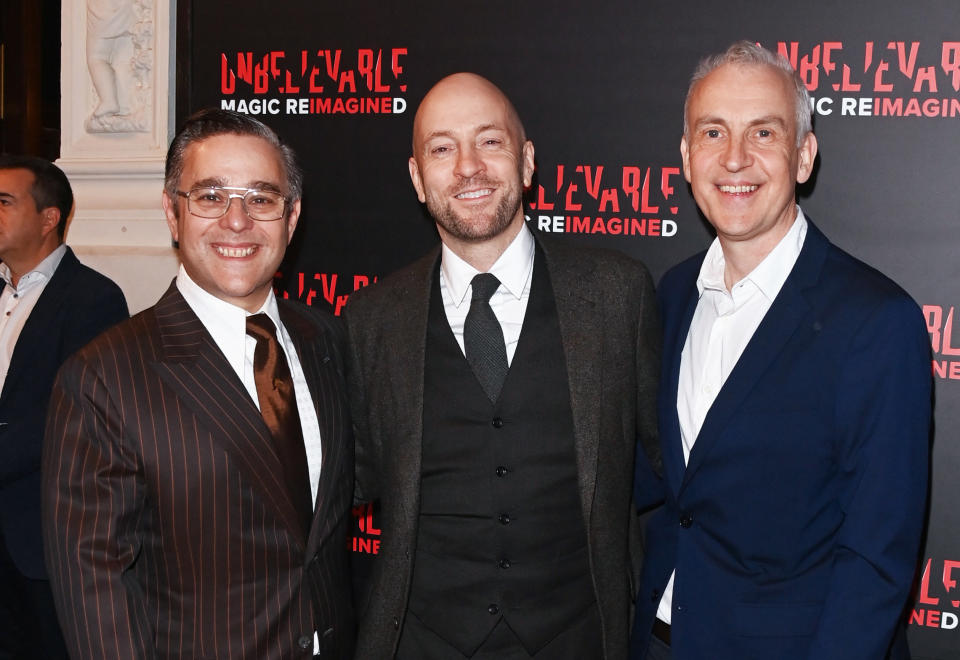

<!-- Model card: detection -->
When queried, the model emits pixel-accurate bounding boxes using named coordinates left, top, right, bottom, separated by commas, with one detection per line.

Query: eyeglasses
left=175, top=186, right=289, bottom=221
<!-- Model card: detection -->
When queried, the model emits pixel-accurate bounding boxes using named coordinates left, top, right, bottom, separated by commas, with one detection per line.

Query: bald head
left=407, top=72, right=535, bottom=270
left=412, top=73, right=526, bottom=153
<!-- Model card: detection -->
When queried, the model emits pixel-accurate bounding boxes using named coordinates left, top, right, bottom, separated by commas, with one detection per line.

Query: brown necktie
left=246, top=313, right=313, bottom=536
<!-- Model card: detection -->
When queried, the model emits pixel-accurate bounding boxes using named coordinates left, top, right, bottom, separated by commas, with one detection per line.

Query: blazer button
left=498, top=558, right=511, bottom=569
left=297, top=634, right=311, bottom=650
left=492, top=417, right=504, bottom=428
left=488, top=604, right=500, bottom=615
left=496, top=466, right=509, bottom=477
left=651, top=589, right=660, bottom=603
left=392, top=616, right=400, bottom=630
left=679, top=513, right=693, bottom=528
left=498, top=513, right=511, bottom=525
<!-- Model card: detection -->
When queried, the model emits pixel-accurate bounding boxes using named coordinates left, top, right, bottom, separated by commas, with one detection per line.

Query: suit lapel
left=150, top=285, right=307, bottom=547
left=679, top=223, right=829, bottom=492
left=662, top=277, right=700, bottom=493
left=389, top=251, right=437, bottom=526
left=0, top=249, right=79, bottom=402
left=539, top=237, right=603, bottom=528
left=278, top=302, right=348, bottom=551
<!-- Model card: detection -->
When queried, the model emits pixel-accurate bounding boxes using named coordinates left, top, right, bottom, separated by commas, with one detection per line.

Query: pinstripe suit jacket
left=42, top=284, right=355, bottom=660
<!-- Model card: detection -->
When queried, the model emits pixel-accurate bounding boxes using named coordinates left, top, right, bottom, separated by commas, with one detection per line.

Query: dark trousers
left=0, top=530, right=68, bottom=660
left=396, top=602, right=602, bottom=660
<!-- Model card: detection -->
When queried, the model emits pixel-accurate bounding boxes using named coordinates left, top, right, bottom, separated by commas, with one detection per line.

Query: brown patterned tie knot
left=246, top=313, right=313, bottom=536
left=464, top=273, right=508, bottom=403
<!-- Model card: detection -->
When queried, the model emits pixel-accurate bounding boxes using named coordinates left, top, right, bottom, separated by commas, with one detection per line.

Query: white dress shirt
left=656, top=208, right=808, bottom=625
left=0, top=244, right=67, bottom=390
left=439, top=224, right=535, bottom=366
left=176, top=266, right=324, bottom=505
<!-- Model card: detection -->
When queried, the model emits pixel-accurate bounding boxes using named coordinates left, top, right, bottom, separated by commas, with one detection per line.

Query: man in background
left=0, top=154, right=128, bottom=659
left=633, top=41, right=931, bottom=660
left=43, top=110, right=355, bottom=659
left=347, top=72, right=661, bottom=659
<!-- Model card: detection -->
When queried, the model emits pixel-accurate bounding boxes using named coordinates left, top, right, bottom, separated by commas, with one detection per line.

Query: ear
left=795, top=132, right=818, bottom=184
left=521, top=140, right=535, bottom=188
left=408, top=156, right=426, bottom=203
left=39, top=207, right=61, bottom=239
left=680, top=134, right=692, bottom=183
left=285, top=199, right=301, bottom=244
left=161, top=190, right=180, bottom=243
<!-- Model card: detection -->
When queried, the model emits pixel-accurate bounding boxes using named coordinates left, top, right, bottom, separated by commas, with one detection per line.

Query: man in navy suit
left=632, top=41, right=931, bottom=659
left=0, top=155, right=128, bottom=658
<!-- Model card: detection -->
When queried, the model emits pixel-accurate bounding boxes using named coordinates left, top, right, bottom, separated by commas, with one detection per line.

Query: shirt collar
left=440, top=224, right=536, bottom=308
left=176, top=265, right=281, bottom=373
left=0, top=244, right=67, bottom=291
left=696, top=207, right=808, bottom=301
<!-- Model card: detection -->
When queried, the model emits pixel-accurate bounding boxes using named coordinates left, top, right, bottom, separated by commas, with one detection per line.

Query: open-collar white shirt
left=657, top=207, right=808, bottom=625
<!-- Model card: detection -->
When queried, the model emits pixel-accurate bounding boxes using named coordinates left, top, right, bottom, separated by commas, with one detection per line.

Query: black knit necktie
left=246, top=313, right=313, bottom=536
left=464, top=273, right=508, bottom=403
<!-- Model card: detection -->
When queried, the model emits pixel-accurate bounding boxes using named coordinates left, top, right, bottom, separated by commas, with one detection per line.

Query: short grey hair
left=683, top=40, right=813, bottom=146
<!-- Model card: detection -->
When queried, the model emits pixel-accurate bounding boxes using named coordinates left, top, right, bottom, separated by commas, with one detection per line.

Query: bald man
left=345, top=73, right=661, bottom=659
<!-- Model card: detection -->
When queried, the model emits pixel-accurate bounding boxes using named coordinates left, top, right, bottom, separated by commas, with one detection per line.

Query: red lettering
left=890, top=41, right=920, bottom=78
left=533, top=185, right=554, bottom=211
left=914, top=66, right=938, bottom=93
left=598, top=188, right=619, bottom=213
left=919, top=558, right=940, bottom=606
left=942, top=43, right=960, bottom=92
left=318, top=273, right=337, bottom=305
left=622, top=167, right=641, bottom=212
left=942, top=560, right=960, bottom=607
left=221, top=54, right=236, bottom=94
left=565, top=181, right=582, bottom=211
left=874, top=61, right=894, bottom=93
left=582, top=165, right=603, bottom=199
left=925, top=305, right=943, bottom=353
left=323, top=49, right=341, bottom=80
left=641, top=168, right=658, bottom=214
left=942, top=307, right=960, bottom=355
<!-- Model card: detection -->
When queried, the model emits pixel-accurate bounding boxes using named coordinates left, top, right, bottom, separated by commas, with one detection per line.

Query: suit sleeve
left=807, top=296, right=931, bottom=659
left=42, top=352, right=155, bottom=659
left=60, top=279, right=129, bottom=359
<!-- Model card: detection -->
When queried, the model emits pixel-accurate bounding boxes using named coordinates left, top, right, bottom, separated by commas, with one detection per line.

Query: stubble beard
left=426, top=175, right=523, bottom=244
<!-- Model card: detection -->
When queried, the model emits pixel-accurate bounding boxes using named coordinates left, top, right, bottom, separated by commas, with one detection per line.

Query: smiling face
left=681, top=62, right=817, bottom=256
left=162, top=134, right=300, bottom=312
left=408, top=73, right=535, bottom=256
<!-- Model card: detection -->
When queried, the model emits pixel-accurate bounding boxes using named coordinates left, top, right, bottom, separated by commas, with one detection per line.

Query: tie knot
left=246, top=313, right=278, bottom=342
left=470, top=273, right=501, bottom=304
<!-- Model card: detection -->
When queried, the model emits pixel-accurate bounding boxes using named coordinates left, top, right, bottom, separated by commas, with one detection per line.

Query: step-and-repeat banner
left=179, top=1, right=960, bottom=656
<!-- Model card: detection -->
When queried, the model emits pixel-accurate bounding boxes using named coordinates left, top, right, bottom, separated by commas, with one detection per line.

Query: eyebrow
left=694, top=114, right=789, bottom=129
left=422, top=123, right=507, bottom=143
left=188, top=178, right=284, bottom=194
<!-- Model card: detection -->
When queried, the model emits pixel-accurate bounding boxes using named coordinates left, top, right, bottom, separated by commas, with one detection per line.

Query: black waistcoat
left=407, top=251, right=595, bottom=657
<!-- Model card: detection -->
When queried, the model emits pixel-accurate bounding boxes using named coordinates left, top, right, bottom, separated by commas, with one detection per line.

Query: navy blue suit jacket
left=0, top=247, right=127, bottom=579
left=632, top=220, right=931, bottom=659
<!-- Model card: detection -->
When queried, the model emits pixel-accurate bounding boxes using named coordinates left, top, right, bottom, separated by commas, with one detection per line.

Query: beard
left=424, top=173, right=524, bottom=243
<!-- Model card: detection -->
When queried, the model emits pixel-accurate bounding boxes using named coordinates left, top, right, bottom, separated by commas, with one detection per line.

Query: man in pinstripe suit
left=41, top=109, right=355, bottom=659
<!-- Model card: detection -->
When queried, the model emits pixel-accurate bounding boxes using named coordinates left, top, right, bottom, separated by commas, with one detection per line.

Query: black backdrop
left=178, top=2, right=960, bottom=656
